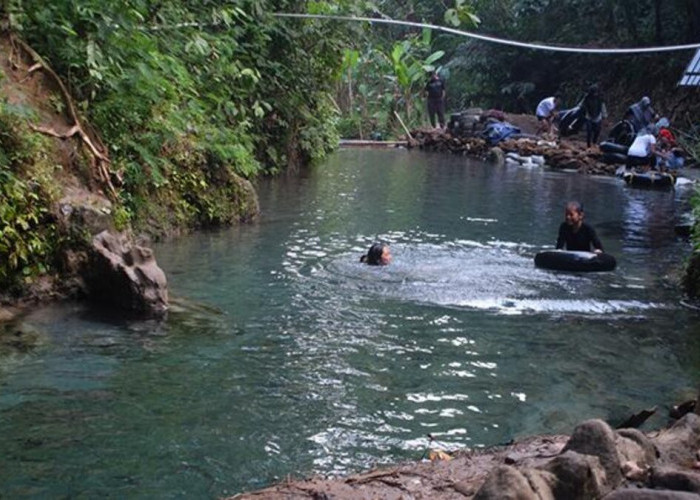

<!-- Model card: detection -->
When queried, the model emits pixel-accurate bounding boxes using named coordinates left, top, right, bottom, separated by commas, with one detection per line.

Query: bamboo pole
left=393, top=111, right=414, bottom=141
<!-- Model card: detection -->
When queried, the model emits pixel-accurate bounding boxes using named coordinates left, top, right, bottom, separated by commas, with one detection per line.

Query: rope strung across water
left=274, top=13, right=700, bottom=55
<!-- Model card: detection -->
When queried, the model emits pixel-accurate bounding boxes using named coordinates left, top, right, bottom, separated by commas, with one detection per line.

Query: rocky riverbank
left=407, top=112, right=625, bottom=176
left=232, top=409, right=700, bottom=499
left=412, top=127, right=620, bottom=176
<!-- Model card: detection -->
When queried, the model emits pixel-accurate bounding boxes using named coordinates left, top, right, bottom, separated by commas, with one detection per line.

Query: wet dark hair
left=566, top=201, right=583, bottom=214
left=360, top=243, right=387, bottom=266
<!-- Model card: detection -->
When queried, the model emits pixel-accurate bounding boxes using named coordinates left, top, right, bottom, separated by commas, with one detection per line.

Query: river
left=2, top=148, right=700, bottom=497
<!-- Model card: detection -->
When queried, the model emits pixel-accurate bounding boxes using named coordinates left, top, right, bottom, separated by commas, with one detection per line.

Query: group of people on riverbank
left=534, top=89, right=684, bottom=172
left=535, top=85, right=609, bottom=148
left=424, top=72, right=684, bottom=174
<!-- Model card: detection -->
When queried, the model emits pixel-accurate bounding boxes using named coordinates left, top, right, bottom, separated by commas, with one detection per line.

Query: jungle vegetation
left=1, top=0, right=700, bottom=294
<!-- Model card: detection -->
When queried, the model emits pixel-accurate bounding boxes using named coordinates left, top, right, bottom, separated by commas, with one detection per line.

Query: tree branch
left=11, top=34, right=117, bottom=200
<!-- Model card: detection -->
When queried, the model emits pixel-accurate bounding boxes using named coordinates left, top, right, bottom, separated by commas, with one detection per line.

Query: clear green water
left=2, top=149, right=700, bottom=498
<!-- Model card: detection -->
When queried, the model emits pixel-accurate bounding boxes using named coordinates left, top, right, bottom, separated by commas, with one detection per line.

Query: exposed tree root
left=9, top=33, right=117, bottom=200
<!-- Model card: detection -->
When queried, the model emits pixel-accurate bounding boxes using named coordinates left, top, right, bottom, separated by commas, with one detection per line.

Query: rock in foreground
left=231, top=414, right=700, bottom=499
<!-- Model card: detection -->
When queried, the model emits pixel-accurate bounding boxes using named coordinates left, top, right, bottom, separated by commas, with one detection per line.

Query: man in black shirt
left=424, top=71, right=446, bottom=129
left=556, top=201, right=603, bottom=253
left=581, top=84, right=607, bottom=147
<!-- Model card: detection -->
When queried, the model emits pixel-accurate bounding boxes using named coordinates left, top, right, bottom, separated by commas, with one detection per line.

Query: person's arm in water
left=555, top=223, right=567, bottom=249
left=587, top=224, right=603, bottom=254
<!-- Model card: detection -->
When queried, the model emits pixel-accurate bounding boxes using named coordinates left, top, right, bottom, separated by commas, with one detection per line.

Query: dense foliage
left=4, top=0, right=364, bottom=234
left=336, top=0, right=700, bottom=137
left=0, top=96, right=60, bottom=291
left=0, top=0, right=374, bottom=290
left=445, top=0, right=700, bottom=116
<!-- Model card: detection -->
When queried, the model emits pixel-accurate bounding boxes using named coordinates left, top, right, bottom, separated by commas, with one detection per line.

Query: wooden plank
left=339, top=140, right=407, bottom=147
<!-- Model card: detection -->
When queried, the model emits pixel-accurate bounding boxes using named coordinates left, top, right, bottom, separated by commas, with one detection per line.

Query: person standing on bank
left=625, top=96, right=655, bottom=133
left=581, top=84, right=607, bottom=148
left=556, top=201, right=603, bottom=254
left=424, top=71, right=446, bottom=129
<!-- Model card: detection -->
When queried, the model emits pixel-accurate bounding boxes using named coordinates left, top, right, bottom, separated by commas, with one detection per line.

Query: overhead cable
left=274, top=13, right=700, bottom=54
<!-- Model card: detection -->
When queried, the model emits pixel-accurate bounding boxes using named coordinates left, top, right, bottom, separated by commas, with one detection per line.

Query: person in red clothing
left=657, top=118, right=676, bottom=148
left=654, top=118, right=685, bottom=171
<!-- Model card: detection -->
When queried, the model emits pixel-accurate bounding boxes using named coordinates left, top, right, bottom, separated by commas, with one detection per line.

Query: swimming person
left=555, top=201, right=603, bottom=253
left=360, top=243, right=392, bottom=265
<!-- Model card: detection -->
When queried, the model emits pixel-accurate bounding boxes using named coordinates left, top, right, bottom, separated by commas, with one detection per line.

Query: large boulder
left=542, top=450, right=608, bottom=499
left=562, top=419, right=623, bottom=489
left=473, top=464, right=555, bottom=500
left=654, top=414, right=700, bottom=466
left=83, top=231, right=168, bottom=318
left=55, top=187, right=114, bottom=237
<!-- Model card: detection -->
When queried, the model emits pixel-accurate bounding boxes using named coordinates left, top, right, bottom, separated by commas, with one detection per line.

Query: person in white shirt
left=535, top=95, right=561, bottom=135
left=626, top=128, right=657, bottom=170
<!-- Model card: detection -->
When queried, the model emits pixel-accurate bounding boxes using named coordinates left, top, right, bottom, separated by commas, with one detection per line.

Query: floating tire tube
left=622, top=171, right=675, bottom=189
left=603, top=152, right=628, bottom=165
left=534, top=250, right=617, bottom=272
left=599, top=141, right=629, bottom=154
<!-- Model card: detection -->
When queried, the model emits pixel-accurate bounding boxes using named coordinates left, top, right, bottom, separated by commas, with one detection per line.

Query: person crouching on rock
left=556, top=201, right=603, bottom=254
left=360, top=243, right=392, bottom=265
left=535, top=94, right=561, bottom=136
left=626, top=127, right=657, bottom=171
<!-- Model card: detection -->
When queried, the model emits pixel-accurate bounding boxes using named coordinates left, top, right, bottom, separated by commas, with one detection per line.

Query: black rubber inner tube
left=622, top=171, right=675, bottom=189
left=602, top=152, right=628, bottom=165
left=534, top=250, right=617, bottom=272
left=599, top=141, right=629, bottom=154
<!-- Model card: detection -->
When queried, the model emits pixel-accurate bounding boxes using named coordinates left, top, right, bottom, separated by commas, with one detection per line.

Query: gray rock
left=55, top=188, right=114, bottom=238
left=651, top=467, right=700, bottom=493
left=84, top=231, right=168, bottom=318
left=603, top=488, right=700, bottom=499
left=488, top=147, right=505, bottom=166
left=617, top=428, right=658, bottom=466
left=473, top=465, right=539, bottom=499
left=563, top=418, right=623, bottom=488
left=654, top=414, right=700, bottom=466
left=521, top=468, right=557, bottom=500
left=542, top=450, right=607, bottom=500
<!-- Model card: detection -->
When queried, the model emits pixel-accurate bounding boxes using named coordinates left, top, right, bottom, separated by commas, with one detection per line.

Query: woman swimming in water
left=360, top=243, right=392, bottom=266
